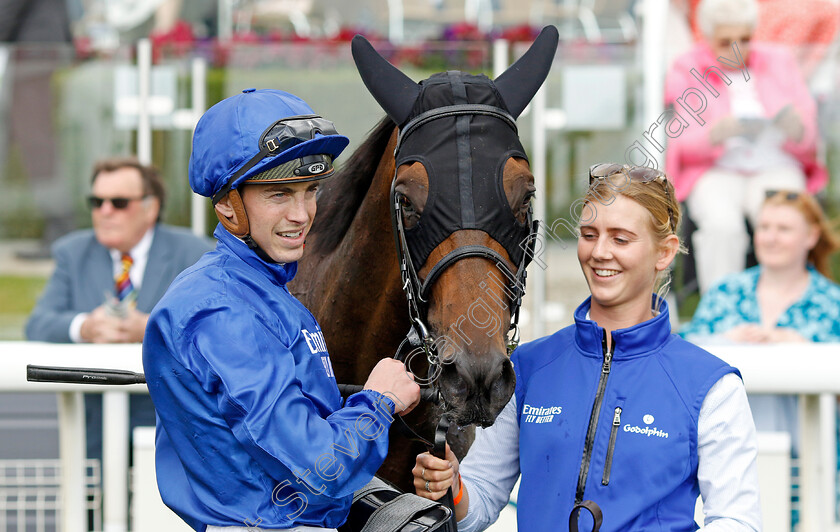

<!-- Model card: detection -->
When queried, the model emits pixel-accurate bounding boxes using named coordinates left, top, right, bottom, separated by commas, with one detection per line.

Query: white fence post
left=190, top=57, right=208, bottom=238
left=136, top=39, right=152, bottom=166
left=103, top=391, right=129, bottom=532
left=57, top=391, right=87, bottom=532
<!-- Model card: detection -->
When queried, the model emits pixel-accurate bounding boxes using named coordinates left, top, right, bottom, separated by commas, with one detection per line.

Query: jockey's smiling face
left=239, top=181, right=318, bottom=264
left=216, top=181, right=318, bottom=263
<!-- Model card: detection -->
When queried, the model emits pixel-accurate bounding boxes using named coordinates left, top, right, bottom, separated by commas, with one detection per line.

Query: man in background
left=25, top=155, right=212, bottom=462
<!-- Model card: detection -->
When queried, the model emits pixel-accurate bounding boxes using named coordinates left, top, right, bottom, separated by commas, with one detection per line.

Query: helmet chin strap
left=216, top=189, right=278, bottom=264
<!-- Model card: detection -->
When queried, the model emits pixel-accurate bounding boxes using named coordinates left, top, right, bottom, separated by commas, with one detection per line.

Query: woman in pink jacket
left=665, top=0, right=827, bottom=294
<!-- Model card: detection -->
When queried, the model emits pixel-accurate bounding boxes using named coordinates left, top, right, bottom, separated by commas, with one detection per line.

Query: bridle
left=385, top=105, right=538, bottom=530
left=387, top=104, right=538, bottom=391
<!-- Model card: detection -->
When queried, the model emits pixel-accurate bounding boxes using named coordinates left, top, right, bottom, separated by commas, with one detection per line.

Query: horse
left=290, top=26, right=559, bottom=488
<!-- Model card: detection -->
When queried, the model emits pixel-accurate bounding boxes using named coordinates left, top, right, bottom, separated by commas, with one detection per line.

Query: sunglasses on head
left=764, top=189, right=800, bottom=201
left=211, top=114, right=339, bottom=204
left=588, top=163, right=676, bottom=234
left=87, top=195, right=149, bottom=210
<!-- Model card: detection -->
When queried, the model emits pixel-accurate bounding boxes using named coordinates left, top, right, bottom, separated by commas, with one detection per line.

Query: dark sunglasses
left=87, top=195, right=149, bottom=210
left=764, top=189, right=800, bottom=201
left=212, top=114, right=339, bottom=204
left=588, top=163, right=676, bottom=234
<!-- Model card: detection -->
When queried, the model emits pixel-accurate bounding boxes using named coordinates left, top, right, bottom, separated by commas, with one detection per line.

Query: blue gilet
left=513, top=297, right=738, bottom=531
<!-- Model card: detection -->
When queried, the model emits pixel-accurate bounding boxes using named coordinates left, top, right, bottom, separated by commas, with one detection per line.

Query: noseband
left=389, top=104, right=538, bottom=385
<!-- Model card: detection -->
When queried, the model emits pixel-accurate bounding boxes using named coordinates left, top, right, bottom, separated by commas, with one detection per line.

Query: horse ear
left=493, top=25, right=559, bottom=118
left=352, top=34, right=420, bottom=126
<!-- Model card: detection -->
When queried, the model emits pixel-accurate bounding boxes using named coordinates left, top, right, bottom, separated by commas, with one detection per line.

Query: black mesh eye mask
left=395, top=72, right=532, bottom=271
left=352, top=27, right=557, bottom=354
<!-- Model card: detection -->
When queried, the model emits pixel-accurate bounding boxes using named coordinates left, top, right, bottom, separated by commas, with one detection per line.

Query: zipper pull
left=600, top=329, right=612, bottom=373
left=602, top=350, right=613, bottom=374
left=602, top=331, right=615, bottom=373
left=613, top=407, right=622, bottom=425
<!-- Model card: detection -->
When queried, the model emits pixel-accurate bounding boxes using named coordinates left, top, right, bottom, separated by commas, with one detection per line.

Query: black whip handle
left=26, top=365, right=147, bottom=385
left=23, top=368, right=440, bottom=403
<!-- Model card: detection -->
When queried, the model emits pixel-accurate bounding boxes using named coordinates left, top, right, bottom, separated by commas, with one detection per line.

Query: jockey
left=142, top=88, right=420, bottom=532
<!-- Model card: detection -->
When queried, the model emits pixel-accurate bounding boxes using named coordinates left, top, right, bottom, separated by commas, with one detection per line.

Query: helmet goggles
left=212, top=114, right=341, bottom=204
left=260, top=114, right=339, bottom=153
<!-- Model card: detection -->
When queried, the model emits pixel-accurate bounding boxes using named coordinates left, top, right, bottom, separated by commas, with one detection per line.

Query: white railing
left=1, top=343, right=145, bottom=532
left=701, top=343, right=840, bottom=532
left=1, top=341, right=839, bottom=531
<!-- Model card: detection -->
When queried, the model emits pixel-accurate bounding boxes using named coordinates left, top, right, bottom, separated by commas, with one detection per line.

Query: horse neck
left=333, top=130, right=399, bottom=277
left=337, top=165, right=400, bottom=286
left=309, top=132, right=411, bottom=368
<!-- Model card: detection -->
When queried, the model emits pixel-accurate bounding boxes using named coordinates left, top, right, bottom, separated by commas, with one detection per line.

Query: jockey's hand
left=413, top=444, right=459, bottom=501
left=363, top=359, right=421, bottom=416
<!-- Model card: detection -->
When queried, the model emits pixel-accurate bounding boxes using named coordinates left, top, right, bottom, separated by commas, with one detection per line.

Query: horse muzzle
left=436, top=349, right=515, bottom=427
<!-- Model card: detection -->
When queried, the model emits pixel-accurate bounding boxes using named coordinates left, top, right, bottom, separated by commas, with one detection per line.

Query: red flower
left=150, top=20, right=195, bottom=62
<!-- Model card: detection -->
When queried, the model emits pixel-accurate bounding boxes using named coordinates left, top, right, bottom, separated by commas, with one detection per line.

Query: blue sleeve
left=182, top=307, right=395, bottom=499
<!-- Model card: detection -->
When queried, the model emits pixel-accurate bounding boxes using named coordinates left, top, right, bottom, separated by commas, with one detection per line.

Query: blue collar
left=573, top=295, right=673, bottom=360
left=213, top=223, right=298, bottom=286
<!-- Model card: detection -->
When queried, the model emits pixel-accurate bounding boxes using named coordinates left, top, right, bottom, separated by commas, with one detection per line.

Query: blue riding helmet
left=189, top=88, right=350, bottom=201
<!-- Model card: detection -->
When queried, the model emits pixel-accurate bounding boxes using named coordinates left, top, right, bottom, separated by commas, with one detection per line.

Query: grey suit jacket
left=25, top=224, right=213, bottom=342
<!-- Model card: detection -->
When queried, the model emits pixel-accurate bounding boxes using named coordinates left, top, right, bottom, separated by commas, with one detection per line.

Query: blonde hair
left=763, top=191, right=840, bottom=280
left=584, top=169, right=686, bottom=308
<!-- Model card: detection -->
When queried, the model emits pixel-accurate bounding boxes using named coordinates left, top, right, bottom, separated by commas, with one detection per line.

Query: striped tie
left=115, top=253, right=134, bottom=301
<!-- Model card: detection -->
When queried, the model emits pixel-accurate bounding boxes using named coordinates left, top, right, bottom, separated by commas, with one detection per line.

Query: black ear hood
left=351, top=26, right=559, bottom=125
left=351, top=27, right=558, bottom=271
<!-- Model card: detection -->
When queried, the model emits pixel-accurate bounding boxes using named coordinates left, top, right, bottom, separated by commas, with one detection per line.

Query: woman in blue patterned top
left=681, top=190, right=840, bottom=343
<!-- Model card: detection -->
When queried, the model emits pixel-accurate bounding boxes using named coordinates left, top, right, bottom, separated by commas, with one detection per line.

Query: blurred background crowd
left=1, top=0, right=839, bottom=531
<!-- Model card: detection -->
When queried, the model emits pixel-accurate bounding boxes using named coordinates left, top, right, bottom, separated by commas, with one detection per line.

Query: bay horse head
left=351, top=27, right=558, bottom=427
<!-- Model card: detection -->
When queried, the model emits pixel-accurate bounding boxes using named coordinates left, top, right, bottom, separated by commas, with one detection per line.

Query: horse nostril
left=438, top=364, right=469, bottom=401
left=450, top=378, right=468, bottom=399
left=437, top=354, right=515, bottom=427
